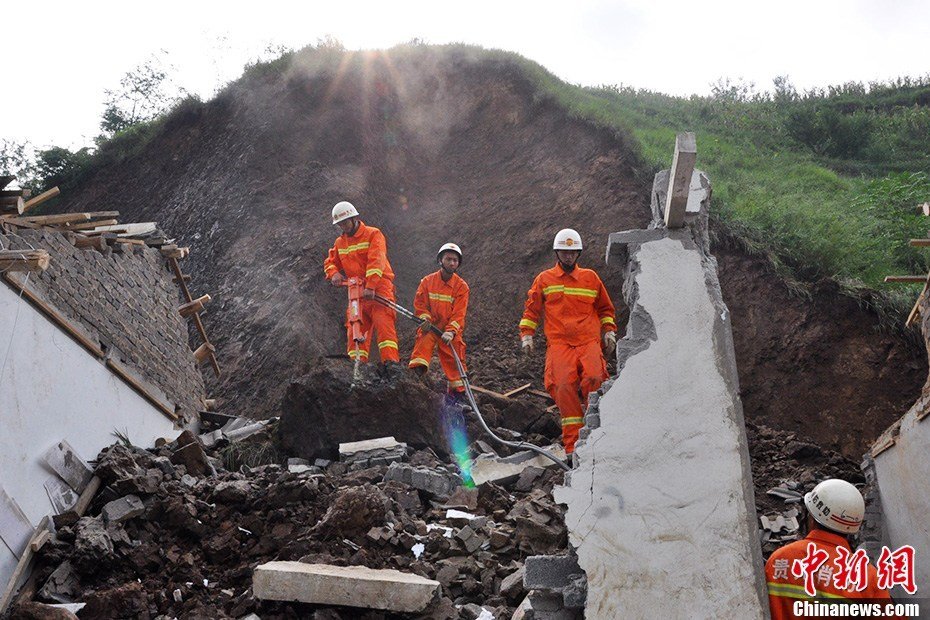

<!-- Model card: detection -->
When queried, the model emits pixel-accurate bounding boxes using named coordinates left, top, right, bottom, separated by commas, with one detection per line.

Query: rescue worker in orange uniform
left=409, top=243, right=470, bottom=399
left=323, top=201, right=400, bottom=366
left=519, top=229, right=617, bottom=454
left=766, top=479, right=896, bottom=619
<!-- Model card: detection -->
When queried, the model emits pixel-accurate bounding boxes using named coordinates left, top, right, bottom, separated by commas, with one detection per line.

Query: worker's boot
left=380, top=361, right=403, bottom=381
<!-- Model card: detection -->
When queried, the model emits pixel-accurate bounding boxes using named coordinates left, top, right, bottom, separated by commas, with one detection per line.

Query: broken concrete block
left=524, top=555, right=582, bottom=591
left=212, top=480, right=252, bottom=503
left=253, top=561, right=440, bottom=613
left=562, top=574, right=587, bottom=608
left=500, top=566, right=526, bottom=604
left=384, top=463, right=462, bottom=497
left=101, top=495, right=145, bottom=524
left=470, top=446, right=565, bottom=487
left=38, top=560, right=80, bottom=603
left=339, top=436, right=408, bottom=467
left=455, top=524, right=486, bottom=553
left=170, top=430, right=213, bottom=477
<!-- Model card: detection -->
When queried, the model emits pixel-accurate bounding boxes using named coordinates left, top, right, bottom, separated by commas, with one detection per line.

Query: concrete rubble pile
left=9, top=426, right=574, bottom=619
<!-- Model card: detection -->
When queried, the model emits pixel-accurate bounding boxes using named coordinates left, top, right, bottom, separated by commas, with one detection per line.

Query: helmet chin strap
left=556, top=252, right=578, bottom=272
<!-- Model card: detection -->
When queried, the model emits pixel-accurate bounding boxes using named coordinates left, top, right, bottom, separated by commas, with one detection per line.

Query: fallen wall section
left=554, top=167, right=768, bottom=617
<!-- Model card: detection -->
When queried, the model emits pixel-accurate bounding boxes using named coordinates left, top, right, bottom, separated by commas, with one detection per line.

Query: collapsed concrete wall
left=1, top=230, right=205, bottom=417
left=553, top=166, right=768, bottom=617
left=0, top=230, right=204, bottom=599
left=860, top=291, right=930, bottom=602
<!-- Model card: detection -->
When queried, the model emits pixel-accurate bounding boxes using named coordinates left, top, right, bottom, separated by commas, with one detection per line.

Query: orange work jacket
left=520, top=264, right=616, bottom=346
left=323, top=221, right=395, bottom=295
left=766, top=529, right=896, bottom=620
left=413, top=270, right=469, bottom=335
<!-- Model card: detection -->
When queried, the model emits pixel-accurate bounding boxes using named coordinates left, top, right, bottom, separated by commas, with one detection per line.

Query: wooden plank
left=168, top=257, right=220, bottom=377
left=909, top=239, right=930, bottom=247
left=1, top=273, right=105, bottom=357
left=105, top=360, right=178, bottom=421
left=0, top=249, right=50, bottom=272
left=72, top=234, right=107, bottom=251
left=664, top=132, right=697, bottom=229
left=528, top=388, right=554, bottom=401
left=0, top=488, right=32, bottom=559
left=179, top=294, right=211, bottom=318
left=0, top=197, right=25, bottom=214
left=29, top=531, right=50, bottom=554
left=89, top=222, right=156, bottom=236
left=193, top=342, right=216, bottom=363
left=470, top=385, right=510, bottom=400
left=884, top=275, right=927, bottom=283
left=42, top=440, right=94, bottom=493
left=502, top=383, right=532, bottom=398
left=906, top=289, right=927, bottom=328
left=72, top=476, right=101, bottom=518
left=20, top=210, right=118, bottom=224
left=0, top=516, right=50, bottom=615
left=21, top=186, right=60, bottom=212
left=62, top=218, right=118, bottom=231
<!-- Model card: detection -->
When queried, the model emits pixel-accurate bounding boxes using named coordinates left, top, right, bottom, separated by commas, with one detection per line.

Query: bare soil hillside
left=60, top=46, right=925, bottom=458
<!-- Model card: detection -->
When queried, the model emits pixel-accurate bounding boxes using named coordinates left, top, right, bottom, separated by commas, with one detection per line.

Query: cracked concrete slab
left=554, top=162, right=766, bottom=618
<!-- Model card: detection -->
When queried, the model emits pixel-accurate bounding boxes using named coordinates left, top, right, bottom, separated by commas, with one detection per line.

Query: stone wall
left=0, top=229, right=204, bottom=419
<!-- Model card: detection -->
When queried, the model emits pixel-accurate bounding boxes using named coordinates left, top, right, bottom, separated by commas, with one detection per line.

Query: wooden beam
left=90, top=222, right=156, bottom=237
left=62, top=218, right=118, bottom=231
left=21, top=186, right=60, bottom=212
left=193, top=342, right=216, bottom=363
left=909, top=239, right=930, bottom=247
left=664, top=132, right=697, bottom=229
left=470, top=385, right=510, bottom=400
left=0, top=197, right=25, bottom=214
left=0, top=517, right=51, bottom=614
left=19, top=210, right=118, bottom=225
left=528, top=388, right=554, bottom=401
left=72, top=476, right=101, bottom=517
left=72, top=234, right=108, bottom=251
left=179, top=294, right=211, bottom=318
left=161, top=245, right=189, bottom=259
left=173, top=273, right=192, bottom=284
left=884, top=275, right=927, bottom=283
left=502, top=383, right=532, bottom=398
left=0, top=249, right=50, bottom=272
left=168, top=257, right=220, bottom=377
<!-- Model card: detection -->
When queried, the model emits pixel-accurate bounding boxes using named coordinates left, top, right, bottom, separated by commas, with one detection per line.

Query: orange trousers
left=408, top=332, right=466, bottom=392
left=544, top=339, right=607, bottom=453
left=345, top=296, right=399, bottom=363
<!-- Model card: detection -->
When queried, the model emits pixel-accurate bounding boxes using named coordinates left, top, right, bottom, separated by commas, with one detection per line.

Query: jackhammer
left=339, top=277, right=366, bottom=384
left=372, top=294, right=570, bottom=472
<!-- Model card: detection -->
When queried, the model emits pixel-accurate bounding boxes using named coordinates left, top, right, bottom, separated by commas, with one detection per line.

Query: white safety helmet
left=553, top=228, right=583, bottom=251
left=331, top=201, right=359, bottom=225
left=437, top=242, right=463, bottom=265
left=804, top=479, right=865, bottom=534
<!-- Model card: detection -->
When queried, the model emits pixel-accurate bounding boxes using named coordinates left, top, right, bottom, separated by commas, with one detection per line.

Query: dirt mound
left=58, top=45, right=924, bottom=457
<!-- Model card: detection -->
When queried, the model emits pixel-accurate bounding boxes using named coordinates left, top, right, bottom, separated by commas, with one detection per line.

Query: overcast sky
left=4, top=0, right=928, bottom=151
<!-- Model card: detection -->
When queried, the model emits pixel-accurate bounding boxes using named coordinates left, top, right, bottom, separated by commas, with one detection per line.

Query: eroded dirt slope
left=60, top=46, right=925, bottom=457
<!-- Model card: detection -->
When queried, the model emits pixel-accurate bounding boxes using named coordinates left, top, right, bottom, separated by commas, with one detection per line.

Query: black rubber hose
left=373, top=294, right=570, bottom=472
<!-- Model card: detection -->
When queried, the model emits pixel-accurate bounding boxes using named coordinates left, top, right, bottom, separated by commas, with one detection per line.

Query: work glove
left=602, top=331, right=617, bottom=355
left=441, top=331, right=455, bottom=344
left=362, top=288, right=376, bottom=300
left=521, top=335, right=534, bottom=354
left=330, top=273, right=345, bottom=286
left=419, top=321, right=436, bottom=335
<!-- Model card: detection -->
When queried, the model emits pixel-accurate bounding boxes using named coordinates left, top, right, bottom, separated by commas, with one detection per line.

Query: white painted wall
left=0, top=283, right=181, bottom=590
left=872, top=406, right=930, bottom=602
